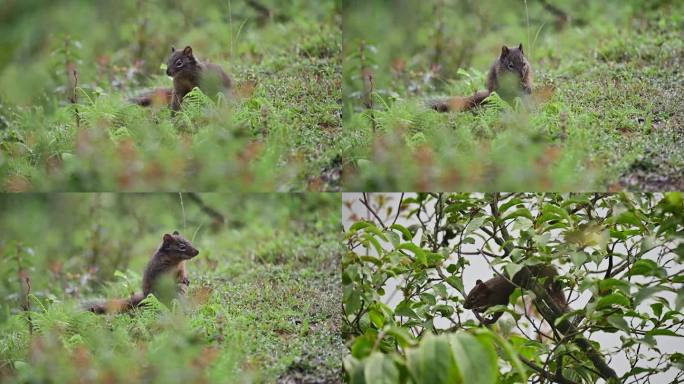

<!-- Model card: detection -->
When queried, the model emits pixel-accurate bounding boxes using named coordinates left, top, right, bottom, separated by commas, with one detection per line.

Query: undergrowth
left=0, top=0, right=342, bottom=191
left=0, top=193, right=344, bottom=383
left=342, top=0, right=684, bottom=191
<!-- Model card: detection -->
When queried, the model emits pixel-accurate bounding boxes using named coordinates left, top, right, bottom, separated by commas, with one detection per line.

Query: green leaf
left=364, top=352, right=400, bottom=384
left=569, top=251, right=588, bottom=268
left=646, top=329, right=682, bottom=337
left=419, top=293, right=437, bottom=306
left=364, top=233, right=384, bottom=256
left=616, top=211, right=645, bottom=229
left=364, top=224, right=388, bottom=242
left=628, top=259, right=665, bottom=278
left=465, top=216, right=486, bottom=235
left=344, top=356, right=366, bottom=384
left=396, top=243, right=427, bottom=265
left=598, top=278, right=630, bottom=295
left=349, top=221, right=372, bottom=233
left=433, top=283, right=448, bottom=299
left=474, top=328, right=527, bottom=381
left=504, top=264, right=523, bottom=281
left=499, top=198, right=523, bottom=214
left=368, top=309, right=385, bottom=328
left=449, top=332, right=497, bottom=384
left=606, top=315, right=630, bottom=333
left=385, top=326, right=416, bottom=348
left=345, top=288, right=362, bottom=315
left=541, top=204, right=571, bottom=223
left=434, top=305, right=454, bottom=317
left=596, top=293, right=631, bottom=310
left=446, top=276, right=464, bottom=295
left=386, top=231, right=401, bottom=248
left=502, top=208, right=533, bottom=221
left=406, top=334, right=460, bottom=384
left=396, top=301, right=420, bottom=320
left=351, top=334, right=375, bottom=359
left=390, top=224, right=413, bottom=241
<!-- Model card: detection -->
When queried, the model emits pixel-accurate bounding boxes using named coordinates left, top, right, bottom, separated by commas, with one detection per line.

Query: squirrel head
left=498, top=43, right=529, bottom=77
left=166, top=46, right=199, bottom=77
left=161, top=230, right=199, bottom=260
left=463, top=279, right=491, bottom=310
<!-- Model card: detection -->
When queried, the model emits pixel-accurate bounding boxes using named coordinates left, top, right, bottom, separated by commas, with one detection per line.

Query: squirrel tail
left=85, top=292, right=146, bottom=314
left=428, top=90, right=491, bottom=112
left=130, top=88, right=173, bottom=107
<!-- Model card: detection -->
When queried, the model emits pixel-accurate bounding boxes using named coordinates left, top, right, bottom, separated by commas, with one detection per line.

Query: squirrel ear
left=518, top=43, right=524, bottom=53
left=476, top=279, right=484, bottom=285
left=173, top=230, right=180, bottom=235
left=500, top=45, right=509, bottom=58
left=183, top=46, right=193, bottom=56
left=171, top=46, right=175, bottom=53
left=163, top=233, right=174, bottom=244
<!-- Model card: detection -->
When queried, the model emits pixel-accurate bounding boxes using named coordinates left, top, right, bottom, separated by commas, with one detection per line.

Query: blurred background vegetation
left=0, top=0, right=343, bottom=191
left=342, top=0, right=684, bottom=191
left=0, top=193, right=343, bottom=383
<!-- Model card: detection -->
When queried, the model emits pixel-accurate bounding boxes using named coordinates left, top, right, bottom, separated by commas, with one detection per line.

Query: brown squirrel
left=86, top=231, right=199, bottom=314
left=429, top=43, right=533, bottom=112
left=464, top=264, right=566, bottom=325
left=132, top=46, right=232, bottom=111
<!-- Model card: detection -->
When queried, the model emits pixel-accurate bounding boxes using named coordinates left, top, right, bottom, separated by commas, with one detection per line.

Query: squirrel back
left=85, top=231, right=199, bottom=314
left=464, top=264, right=566, bottom=324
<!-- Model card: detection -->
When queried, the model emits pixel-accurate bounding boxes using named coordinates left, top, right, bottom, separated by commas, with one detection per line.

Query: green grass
left=0, top=193, right=344, bottom=383
left=0, top=0, right=343, bottom=191
left=342, top=0, right=684, bottom=191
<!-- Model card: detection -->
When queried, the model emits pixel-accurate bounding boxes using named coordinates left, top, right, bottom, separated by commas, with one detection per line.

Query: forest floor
left=0, top=1, right=343, bottom=192
left=0, top=194, right=344, bottom=383
left=342, top=1, right=683, bottom=191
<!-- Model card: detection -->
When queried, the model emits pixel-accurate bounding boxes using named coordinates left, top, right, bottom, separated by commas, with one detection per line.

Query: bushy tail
left=428, top=90, right=491, bottom=112
left=85, top=292, right=146, bottom=314
left=130, top=88, right=173, bottom=107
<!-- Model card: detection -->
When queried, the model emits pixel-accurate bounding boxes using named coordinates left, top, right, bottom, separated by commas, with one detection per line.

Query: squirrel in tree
left=86, top=231, right=199, bottom=314
left=463, top=264, right=566, bottom=325
left=131, top=46, right=232, bottom=111
left=429, top=43, right=533, bottom=112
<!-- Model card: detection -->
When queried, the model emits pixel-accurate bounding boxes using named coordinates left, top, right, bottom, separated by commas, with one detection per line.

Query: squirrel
left=131, top=46, right=232, bottom=111
left=86, top=231, right=199, bottom=314
left=463, top=264, right=566, bottom=325
left=429, top=43, right=533, bottom=112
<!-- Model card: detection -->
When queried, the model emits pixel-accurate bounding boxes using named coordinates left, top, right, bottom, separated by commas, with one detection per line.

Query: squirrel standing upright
left=132, top=46, right=232, bottom=111
left=430, top=43, right=533, bottom=112
left=463, top=264, right=567, bottom=325
left=86, top=231, right=199, bottom=314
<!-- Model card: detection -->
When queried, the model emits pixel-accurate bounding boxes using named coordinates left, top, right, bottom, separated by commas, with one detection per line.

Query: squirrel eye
left=507, top=62, right=514, bottom=69
left=178, top=244, right=186, bottom=250
left=175, top=59, right=183, bottom=67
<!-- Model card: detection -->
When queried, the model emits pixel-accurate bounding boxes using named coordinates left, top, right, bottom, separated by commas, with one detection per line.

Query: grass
left=342, top=0, right=684, bottom=191
left=0, top=193, right=344, bottom=383
left=0, top=0, right=343, bottom=191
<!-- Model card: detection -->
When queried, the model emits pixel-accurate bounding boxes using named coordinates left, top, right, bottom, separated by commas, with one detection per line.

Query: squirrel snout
left=166, top=68, right=172, bottom=76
